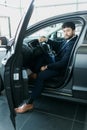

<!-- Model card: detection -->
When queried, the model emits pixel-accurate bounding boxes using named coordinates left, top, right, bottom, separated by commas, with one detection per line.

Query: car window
left=24, top=23, right=64, bottom=44
left=26, top=23, right=62, bottom=41
left=24, top=20, right=83, bottom=45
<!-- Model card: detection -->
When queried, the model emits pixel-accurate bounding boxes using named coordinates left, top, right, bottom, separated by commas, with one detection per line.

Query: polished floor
left=0, top=91, right=87, bottom=130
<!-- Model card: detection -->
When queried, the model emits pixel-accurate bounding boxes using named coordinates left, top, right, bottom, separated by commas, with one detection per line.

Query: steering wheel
left=28, top=39, right=39, bottom=50
left=28, top=39, right=53, bottom=58
left=39, top=41, right=52, bottom=54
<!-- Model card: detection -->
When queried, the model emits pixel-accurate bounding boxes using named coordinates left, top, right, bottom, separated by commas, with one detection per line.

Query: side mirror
left=0, top=36, right=8, bottom=46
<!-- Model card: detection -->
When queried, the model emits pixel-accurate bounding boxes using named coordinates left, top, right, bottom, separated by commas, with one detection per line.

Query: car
left=0, top=37, right=8, bottom=93
left=0, top=0, right=87, bottom=128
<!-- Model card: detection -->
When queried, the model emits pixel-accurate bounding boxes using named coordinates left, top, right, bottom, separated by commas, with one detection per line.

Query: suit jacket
left=47, top=35, right=78, bottom=71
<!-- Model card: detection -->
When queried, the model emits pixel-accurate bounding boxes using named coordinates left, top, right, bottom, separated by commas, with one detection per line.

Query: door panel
left=3, top=0, right=34, bottom=128
left=72, top=44, right=87, bottom=100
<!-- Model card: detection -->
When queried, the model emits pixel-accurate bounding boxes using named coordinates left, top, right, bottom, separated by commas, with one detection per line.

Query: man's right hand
left=40, top=65, right=48, bottom=71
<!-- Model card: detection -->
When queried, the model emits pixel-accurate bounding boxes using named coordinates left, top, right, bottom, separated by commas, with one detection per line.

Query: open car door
left=1, top=0, right=34, bottom=129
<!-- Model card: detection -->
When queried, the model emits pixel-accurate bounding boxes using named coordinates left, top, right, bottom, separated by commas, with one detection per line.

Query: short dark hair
left=62, top=21, right=75, bottom=30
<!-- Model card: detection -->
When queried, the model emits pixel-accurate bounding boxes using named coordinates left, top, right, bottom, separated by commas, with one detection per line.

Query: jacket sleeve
left=47, top=35, right=78, bottom=70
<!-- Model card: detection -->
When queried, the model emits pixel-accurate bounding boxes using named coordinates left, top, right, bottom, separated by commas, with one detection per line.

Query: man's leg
left=34, top=52, right=55, bottom=73
left=15, top=69, right=59, bottom=113
left=30, top=69, right=59, bottom=100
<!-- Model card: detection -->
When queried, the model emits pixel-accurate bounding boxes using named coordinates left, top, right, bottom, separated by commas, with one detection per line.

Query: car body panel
left=73, top=44, right=87, bottom=100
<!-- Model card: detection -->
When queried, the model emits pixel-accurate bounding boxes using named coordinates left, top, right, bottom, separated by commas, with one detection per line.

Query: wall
left=0, top=0, right=87, bottom=38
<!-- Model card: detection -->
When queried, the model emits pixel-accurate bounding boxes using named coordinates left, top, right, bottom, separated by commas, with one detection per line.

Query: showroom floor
left=0, top=91, right=87, bottom=130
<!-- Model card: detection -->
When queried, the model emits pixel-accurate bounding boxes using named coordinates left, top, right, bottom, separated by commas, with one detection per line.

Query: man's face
left=63, top=27, right=75, bottom=40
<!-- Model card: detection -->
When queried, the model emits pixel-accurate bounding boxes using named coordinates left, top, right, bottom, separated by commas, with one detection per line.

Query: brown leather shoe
left=15, top=103, right=34, bottom=113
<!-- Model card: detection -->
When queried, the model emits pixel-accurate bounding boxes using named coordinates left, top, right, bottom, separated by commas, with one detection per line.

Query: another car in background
left=0, top=37, right=8, bottom=93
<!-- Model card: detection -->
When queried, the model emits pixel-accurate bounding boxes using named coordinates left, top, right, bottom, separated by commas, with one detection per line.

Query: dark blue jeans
left=30, top=69, right=59, bottom=100
left=27, top=52, right=57, bottom=103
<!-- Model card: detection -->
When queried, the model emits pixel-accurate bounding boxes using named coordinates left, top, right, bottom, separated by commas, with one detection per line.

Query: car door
left=2, top=0, right=34, bottom=128
left=72, top=28, right=87, bottom=102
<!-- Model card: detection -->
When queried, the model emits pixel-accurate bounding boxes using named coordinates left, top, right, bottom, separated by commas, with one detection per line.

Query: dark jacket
left=47, top=35, right=78, bottom=71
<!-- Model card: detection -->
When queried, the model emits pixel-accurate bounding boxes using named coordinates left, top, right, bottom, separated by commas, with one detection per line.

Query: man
left=15, top=21, right=78, bottom=113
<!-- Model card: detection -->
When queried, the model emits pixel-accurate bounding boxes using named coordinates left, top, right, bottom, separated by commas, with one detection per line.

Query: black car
left=0, top=0, right=87, bottom=128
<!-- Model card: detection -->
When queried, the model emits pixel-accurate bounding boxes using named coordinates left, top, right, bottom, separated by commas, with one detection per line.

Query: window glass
left=24, top=20, right=83, bottom=44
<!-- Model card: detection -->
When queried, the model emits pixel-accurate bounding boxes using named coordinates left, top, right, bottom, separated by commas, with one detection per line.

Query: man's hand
left=38, top=36, right=47, bottom=43
left=40, top=65, right=47, bottom=71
